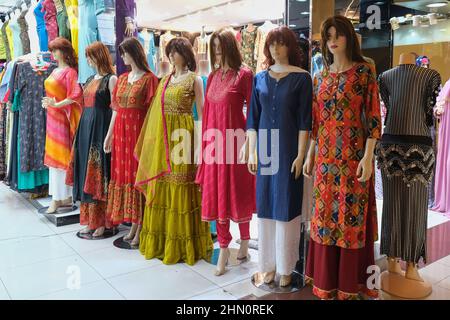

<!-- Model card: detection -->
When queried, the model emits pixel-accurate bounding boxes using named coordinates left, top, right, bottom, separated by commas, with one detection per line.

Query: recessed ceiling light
left=289, top=24, right=297, bottom=27
left=426, top=2, right=448, bottom=8
left=301, top=11, right=309, bottom=15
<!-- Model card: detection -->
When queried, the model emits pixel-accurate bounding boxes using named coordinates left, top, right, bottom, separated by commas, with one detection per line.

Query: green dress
left=136, top=72, right=213, bottom=265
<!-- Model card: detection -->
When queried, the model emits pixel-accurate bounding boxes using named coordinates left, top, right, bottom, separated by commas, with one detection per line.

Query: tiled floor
left=1, top=182, right=450, bottom=300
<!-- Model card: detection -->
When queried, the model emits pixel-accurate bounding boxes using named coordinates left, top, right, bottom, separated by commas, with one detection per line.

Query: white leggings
left=258, top=216, right=301, bottom=276
left=48, top=167, right=72, bottom=201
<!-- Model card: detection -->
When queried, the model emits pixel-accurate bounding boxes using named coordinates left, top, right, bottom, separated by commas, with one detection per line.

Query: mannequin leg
left=124, top=223, right=138, bottom=241
left=387, top=257, right=403, bottom=274
left=215, top=220, right=232, bottom=276
left=405, top=262, right=425, bottom=282
left=255, top=218, right=276, bottom=284
left=277, top=216, right=301, bottom=287
left=130, top=224, right=142, bottom=247
left=48, top=167, right=73, bottom=213
left=237, top=221, right=251, bottom=260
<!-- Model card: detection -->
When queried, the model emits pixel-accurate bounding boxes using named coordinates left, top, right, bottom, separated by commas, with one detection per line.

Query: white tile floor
left=0, top=183, right=261, bottom=300
left=2, top=182, right=450, bottom=300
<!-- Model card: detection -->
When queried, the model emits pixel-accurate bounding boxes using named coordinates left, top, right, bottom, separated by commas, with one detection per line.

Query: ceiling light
left=301, top=11, right=309, bottom=15
left=390, top=17, right=400, bottom=30
left=289, top=24, right=297, bottom=27
left=426, top=2, right=448, bottom=8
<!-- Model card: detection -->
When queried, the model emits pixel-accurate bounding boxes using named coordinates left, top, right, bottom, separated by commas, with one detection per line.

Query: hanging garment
left=135, top=72, right=213, bottom=265
left=377, top=64, right=441, bottom=264
left=115, top=0, right=137, bottom=75
left=18, top=9, right=31, bottom=55
left=66, top=75, right=114, bottom=230
left=42, top=0, right=59, bottom=43
left=54, top=0, right=71, bottom=40
left=433, top=79, right=450, bottom=214
left=306, top=63, right=381, bottom=300
left=78, top=0, right=105, bottom=84
left=106, top=72, right=158, bottom=226
left=0, top=27, right=7, bottom=60
left=192, top=75, right=207, bottom=121
left=240, top=28, right=258, bottom=73
left=64, top=0, right=78, bottom=55
left=35, top=0, right=49, bottom=52
left=9, top=15, right=24, bottom=58
left=159, top=32, right=175, bottom=63
left=137, top=30, right=157, bottom=73
left=26, top=0, right=41, bottom=54
left=1, top=22, right=12, bottom=61
left=0, top=107, right=7, bottom=180
left=5, top=21, right=15, bottom=60
left=254, top=24, right=277, bottom=73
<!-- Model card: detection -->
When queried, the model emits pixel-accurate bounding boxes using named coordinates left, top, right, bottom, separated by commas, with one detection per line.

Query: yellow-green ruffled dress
left=136, top=72, right=213, bottom=265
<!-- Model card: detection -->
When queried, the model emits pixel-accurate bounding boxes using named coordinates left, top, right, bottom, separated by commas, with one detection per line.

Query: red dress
left=106, top=72, right=159, bottom=226
left=196, top=67, right=256, bottom=224
left=42, top=0, right=59, bottom=42
left=306, top=63, right=382, bottom=300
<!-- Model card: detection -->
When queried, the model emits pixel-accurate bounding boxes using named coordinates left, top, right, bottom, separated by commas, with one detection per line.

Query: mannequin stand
left=380, top=271, right=432, bottom=299
left=38, top=204, right=79, bottom=227
left=113, top=236, right=139, bottom=250
left=76, top=227, right=120, bottom=240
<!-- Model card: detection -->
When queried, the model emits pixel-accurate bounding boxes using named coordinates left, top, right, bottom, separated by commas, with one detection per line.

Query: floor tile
left=436, top=276, right=450, bottom=290
left=436, top=255, right=450, bottom=267
left=0, top=255, right=102, bottom=299
left=58, top=230, right=127, bottom=254
left=0, top=235, right=76, bottom=271
left=108, top=264, right=219, bottom=300
left=428, top=211, right=450, bottom=229
left=1, top=214, right=55, bottom=241
left=420, top=263, right=450, bottom=285
left=81, top=246, right=162, bottom=279
left=426, top=285, right=450, bottom=300
left=188, top=288, right=237, bottom=300
left=0, top=280, right=10, bottom=300
left=223, top=279, right=268, bottom=299
left=32, top=280, right=124, bottom=300
left=185, top=257, right=259, bottom=287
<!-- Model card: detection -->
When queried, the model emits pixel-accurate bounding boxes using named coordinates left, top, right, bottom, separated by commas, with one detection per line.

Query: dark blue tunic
left=246, top=70, right=312, bottom=221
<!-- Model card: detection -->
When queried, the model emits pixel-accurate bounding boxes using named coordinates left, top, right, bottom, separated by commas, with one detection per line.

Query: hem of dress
left=305, top=275, right=379, bottom=300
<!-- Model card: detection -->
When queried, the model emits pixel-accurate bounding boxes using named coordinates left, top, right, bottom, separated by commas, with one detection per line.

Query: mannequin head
left=165, top=37, right=196, bottom=72
left=86, top=41, right=115, bottom=75
left=210, top=28, right=242, bottom=72
left=320, top=15, right=365, bottom=68
left=263, top=26, right=303, bottom=68
left=119, top=37, right=151, bottom=73
left=48, top=37, right=78, bottom=69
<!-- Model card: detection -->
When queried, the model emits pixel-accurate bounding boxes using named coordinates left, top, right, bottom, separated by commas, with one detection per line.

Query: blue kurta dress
left=246, top=70, right=313, bottom=222
left=34, top=0, right=49, bottom=52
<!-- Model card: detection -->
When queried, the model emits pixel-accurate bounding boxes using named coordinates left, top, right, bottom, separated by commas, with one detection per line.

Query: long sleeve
left=311, top=74, right=320, bottom=140
left=121, top=0, right=136, bottom=19
left=297, top=74, right=313, bottom=131
left=143, top=73, right=159, bottom=107
left=246, top=76, right=261, bottom=131
left=95, top=0, right=105, bottom=16
left=364, top=67, right=382, bottom=140
left=110, top=75, right=121, bottom=111
left=242, top=69, right=254, bottom=117
left=65, top=68, right=83, bottom=105
left=425, top=72, right=441, bottom=127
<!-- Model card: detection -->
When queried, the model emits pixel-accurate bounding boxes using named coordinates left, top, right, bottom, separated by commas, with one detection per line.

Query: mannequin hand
left=104, top=135, right=113, bottom=154
left=239, top=139, right=249, bottom=164
left=42, top=97, right=56, bottom=109
left=291, top=155, right=304, bottom=180
left=434, top=102, right=445, bottom=117
left=125, top=21, right=135, bottom=37
left=302, top=154, right=315, bottom=178
left=247, top=153, right=257, bottom=175
left=357, top=156, right=373, bottom=182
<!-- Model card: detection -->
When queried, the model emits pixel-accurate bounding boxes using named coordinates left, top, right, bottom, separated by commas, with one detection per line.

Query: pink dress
left=196, top=67, right=256, bottom=224
left=433, top=79, right=450, bottom=215
left=42, top=0, right=59, bottom=42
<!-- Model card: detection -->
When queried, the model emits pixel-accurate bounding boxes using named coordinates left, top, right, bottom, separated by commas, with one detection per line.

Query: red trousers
left=216, top=220, right=250, bottom=248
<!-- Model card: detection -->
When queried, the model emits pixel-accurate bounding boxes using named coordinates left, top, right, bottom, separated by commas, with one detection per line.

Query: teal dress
left=12, top=91, right=49, bottom=190
left=9, top=18, right=24, bottom=57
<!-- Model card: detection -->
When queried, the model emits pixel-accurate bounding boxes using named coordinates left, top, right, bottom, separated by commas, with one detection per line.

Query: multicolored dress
left=305, top=63, right=382, bottom=300
left=136, top=72, right=213, bottom=265
left=106, top=72, right=158, bottom=226
left=67, top=75, right=113, bottom=230
left=42, top=0, right=59, bottom=43
left=44, top=67, right=83, bottom=200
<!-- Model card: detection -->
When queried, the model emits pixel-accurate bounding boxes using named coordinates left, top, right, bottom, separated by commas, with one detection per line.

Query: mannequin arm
left=357, top=138, right=377, bottom=182
left=42, top=97, right=74, bottom=109
left=303, top=137, right=316, bottom=178
left=246, top=130, right=257, bottom=175
left=104, top=111, right=117, bottom=154
left=291, top=130, right=308, bottom=179
left=193, top=76, right=204, bottom=121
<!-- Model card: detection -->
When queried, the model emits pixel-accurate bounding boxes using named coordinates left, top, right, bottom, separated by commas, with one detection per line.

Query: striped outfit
left=376, top=64, right=441, bottom=263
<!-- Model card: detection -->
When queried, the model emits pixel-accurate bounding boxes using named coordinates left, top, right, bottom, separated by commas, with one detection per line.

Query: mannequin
left=67, top=41, right=117, bottom=238
left=136, top=37, right=213, bottom=265
left=159, top=30, right=175, bottom=65
left=240, top=23, right=258, bottom=73
left=137, top=27, right=157, bottom=73
left=254, top=20, right=277, bottom=72
left=115, top=0, right=137, bottom=75
left=247, top=26, right=312, bottom=287
left=195, top=28, right=255, bottom=276
left=42, top=37, right=83, bottom=213
left=104, top=38, right=158, bottom=247
left=377, top=52, right=441, bottom=299
left=303, top=15, right=381, bottom=300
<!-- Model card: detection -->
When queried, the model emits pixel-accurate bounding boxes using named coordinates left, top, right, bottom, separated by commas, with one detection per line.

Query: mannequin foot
left=130, top=233, right=140, bottom=247
left=124, top=223, right=138, bottom=241
left=279, top=274, right=292, bottom=287
left=263, top=271, right=276, bottom=284
left=405, top=263, right=425, bottom=282
left=46, top=200, right=60, bottom=213
left=215, top=248, right=230, bottom=276
left=92, top=227, right=105, bottom=238
left=237, top=239, right=249, bottom=261
left=79, top=226, right=91, bottom=235
left=387, top=258, right=403, bottom=275
left=60, top=197, right=72, bottom=207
